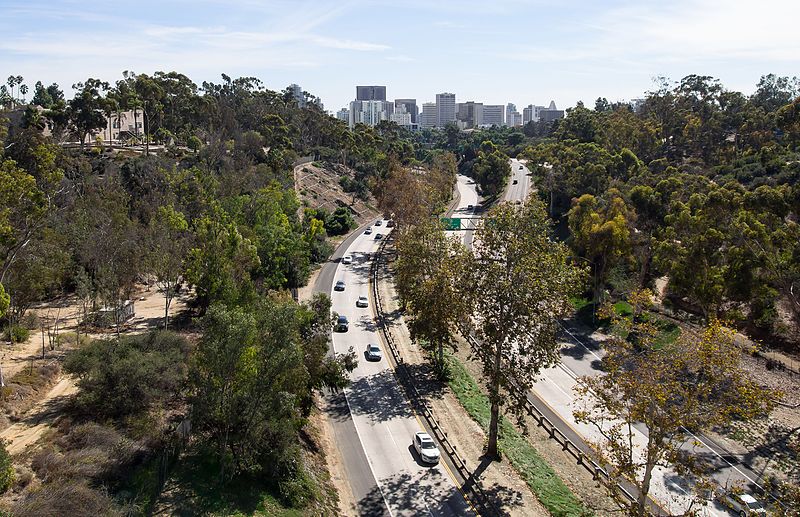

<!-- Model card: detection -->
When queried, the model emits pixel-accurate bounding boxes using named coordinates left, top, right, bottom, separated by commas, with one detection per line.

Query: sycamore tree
left=395, top=218, right=470, bottom=376
left=146, top=204, right=193, bottom=329
left=465, top=199, right=585, bottom=458
left=574, top=291, right=773, bottom=516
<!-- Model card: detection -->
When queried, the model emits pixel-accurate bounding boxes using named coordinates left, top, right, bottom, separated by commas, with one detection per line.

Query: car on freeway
left=334, top=280, right=346, bottom=291
left=716, top=490, right=767, bottom=516
left=342, top=255, right=352, bottom=265
left=356, top=295, right=369, bottom=308
left=374, top=233, right=383, bottom=240
left=512, top=179, right=518, bottom=184
left=375, top=219, right=382, bottom=226
left=519, top=165, right=523, bottom=169
left=386, top=220, right=395, bottom=227
left=335, top=315, right=349, bottom=332
left=364, top=227, right=372, bottom=235
left=467, top=204, right=474, bottom=210
left=365, top=343, right=382, bottom=361
left=413, top=432, right=441, bottom=465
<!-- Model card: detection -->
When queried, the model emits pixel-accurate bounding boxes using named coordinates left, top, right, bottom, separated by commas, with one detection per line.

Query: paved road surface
left=504, top=158, right=532, bottom=203
left=314, top=220, right=384, bottom=514
left=447, top=175, right=480, bottom=248
left=322, top=220, right=473, bottom=516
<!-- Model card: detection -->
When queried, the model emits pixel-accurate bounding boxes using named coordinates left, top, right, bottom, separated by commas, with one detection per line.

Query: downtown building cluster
left=335, top=85, right=564, bottom=130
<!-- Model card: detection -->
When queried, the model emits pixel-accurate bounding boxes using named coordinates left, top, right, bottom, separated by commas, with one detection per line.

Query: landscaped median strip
left=446, top=354, right=592, bottom=517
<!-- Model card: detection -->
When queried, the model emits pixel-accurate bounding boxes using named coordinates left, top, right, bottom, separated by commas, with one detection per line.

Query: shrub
left=64, top=331, right=190, bottom=418
left=0, top=440, right=14, bottom=493
left=2, top=325, right=30, bottom=343
left=13, top=480, right=123, bottom=517
left=20, top=312, right=40, bottom=330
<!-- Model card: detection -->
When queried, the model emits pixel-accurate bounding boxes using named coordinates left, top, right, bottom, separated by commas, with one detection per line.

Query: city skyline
left=1, top=0, right=798, bottom=113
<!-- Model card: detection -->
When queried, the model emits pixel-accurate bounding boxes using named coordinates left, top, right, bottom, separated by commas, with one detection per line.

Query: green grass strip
left=447, top=355, right=592, bottom=517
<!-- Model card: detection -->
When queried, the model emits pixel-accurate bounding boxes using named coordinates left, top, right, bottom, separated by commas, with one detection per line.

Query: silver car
left=356, top=295, right=369, bottom=308
left=365, top=343, right=382, bottom=361
left=716, top=490, right=767, bottom=516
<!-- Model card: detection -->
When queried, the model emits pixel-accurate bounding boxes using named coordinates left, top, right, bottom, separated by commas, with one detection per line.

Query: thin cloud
left=386, top=55, right=415, bottom=62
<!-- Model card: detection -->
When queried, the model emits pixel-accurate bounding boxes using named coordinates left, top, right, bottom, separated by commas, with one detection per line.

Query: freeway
left=320, top=219, right=473, bottom=516
left=447, top=174, right=480, bottom=248
left=498, top=158, right=765, bottom=515
left=504, top=158, right=532, bottom=203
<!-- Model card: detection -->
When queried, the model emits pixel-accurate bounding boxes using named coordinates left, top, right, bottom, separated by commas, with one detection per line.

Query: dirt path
left=0, top=376, right=77, bottom=455
left=377, top=253, right=550, bottom=517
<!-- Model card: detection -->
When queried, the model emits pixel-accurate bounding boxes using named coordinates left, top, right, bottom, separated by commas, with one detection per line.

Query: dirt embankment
left=294, top=162, right=379, bottom=225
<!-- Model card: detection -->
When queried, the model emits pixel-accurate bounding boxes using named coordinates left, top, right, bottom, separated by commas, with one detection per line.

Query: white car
left=342, top=255, right=353, bottom=265
left=364, top=227, right=373, bottom=235
left=413, top=432, right=441, bottom=465
left=356, top=295, right=369, bottom=308
left=717, top=490, right=767, bottom=516
left=365, top=343, right=382, bottom=361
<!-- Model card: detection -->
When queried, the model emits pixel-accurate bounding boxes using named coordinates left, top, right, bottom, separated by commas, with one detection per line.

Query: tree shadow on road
left=346, top=370, right=416, bottom=423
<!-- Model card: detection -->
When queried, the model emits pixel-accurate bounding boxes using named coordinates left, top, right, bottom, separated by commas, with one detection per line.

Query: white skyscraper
left=348, top=100, right=389, bottom=128
left=288, top=83, right=305, bottom=108
left=482, top=105, right=504, bottom=126
left=435, top=93, right=456, bottom=127
left=419, top=102, right=437, bottom=128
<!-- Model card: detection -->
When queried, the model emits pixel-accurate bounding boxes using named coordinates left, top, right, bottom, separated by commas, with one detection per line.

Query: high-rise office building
left=482, top=105, right=504, bottom=126
left=348, top=100, right=389, bottom=127
left=356, top=85, right=387, bottom=101
left=523, top=104, right=545, bottom=124
left=419, top=102, right=437, bottom=128
left=505, top=103, right=520, bottom=127
left=509, top=111, right=523, bottom=127
left=539, top=100, right=564, bottom=123
left=390, top=111, right=412, bottom=127
left=288, top=83, right=305, bottom=108
left=435, top=93, right=456, bottom=127
left=336, top=108, right=349, bottom=122
left=394, top=99, right=418, bottom=123
left=456, top=101, right=484, bottom=129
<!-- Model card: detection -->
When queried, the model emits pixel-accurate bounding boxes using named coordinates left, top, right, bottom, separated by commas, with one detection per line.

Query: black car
left=375, top=220, right=382, bottom=226
left=386, top=220, right=395, bottom=228
left=374, top=233, right=383, bottom=240
left=334, top=280, right=345, bottom=291
left=335, top=315, right=349, bottom=332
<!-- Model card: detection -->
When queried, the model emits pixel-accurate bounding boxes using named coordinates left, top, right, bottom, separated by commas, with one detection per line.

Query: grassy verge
left=446, top=355, right=591, bottom=517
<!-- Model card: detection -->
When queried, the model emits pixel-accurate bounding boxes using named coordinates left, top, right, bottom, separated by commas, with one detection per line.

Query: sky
left=1, top=0, right=799, bottom=113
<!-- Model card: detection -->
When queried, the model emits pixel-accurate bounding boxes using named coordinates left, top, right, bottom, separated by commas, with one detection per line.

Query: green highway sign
left=440, top=217, right=461, bottom=230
